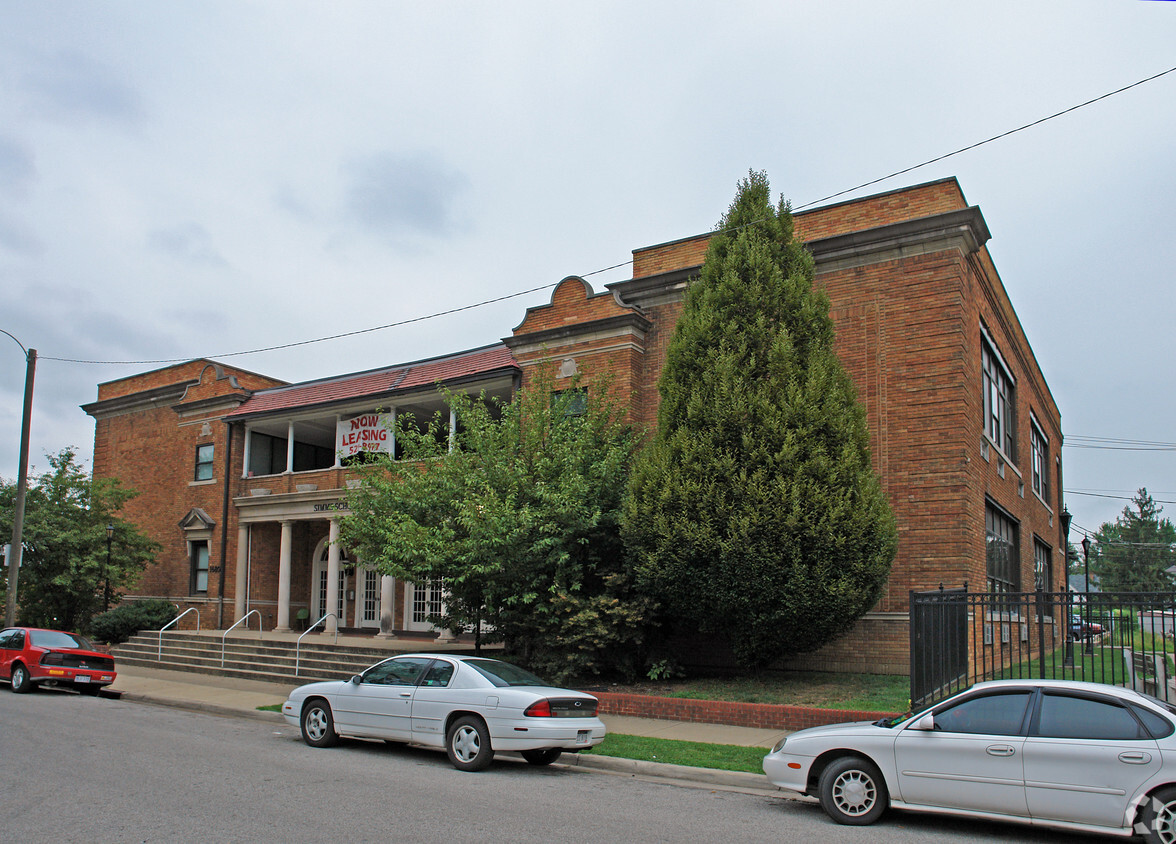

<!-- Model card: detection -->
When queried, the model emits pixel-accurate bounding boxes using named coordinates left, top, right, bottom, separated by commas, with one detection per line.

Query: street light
left=104, top=524, right=114, bottom=613
left=1061, top=507, right=1073, bottom=666
left=1082, top=535, right=1093, bottom=655
left=2, top=329, right=36, bottom=627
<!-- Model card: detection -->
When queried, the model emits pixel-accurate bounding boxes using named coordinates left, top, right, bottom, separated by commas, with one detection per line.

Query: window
left=195, top=443, right=214, bottom=481
left=412, top=579, right=444, bottom=625
left=361, top=656, right=432, bottom=686
left=934, top=690, right=1032, bottom=735
left=1030, top=420, right=1049, bottom=503
left=981, top=332, right=1016, bottom=461
left=1036, top=694, right=1148, bottom=740
left=553, top=388, right=587, bottom=418
left=190, top=541, right=209, bottom=594
left=986, top=500, right=1020, bottom=596
left=1033, top=539, right=1052, bottom=593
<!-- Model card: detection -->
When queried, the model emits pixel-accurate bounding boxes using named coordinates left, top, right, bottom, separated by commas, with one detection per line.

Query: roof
left=225, top=343, right=518, bottom=419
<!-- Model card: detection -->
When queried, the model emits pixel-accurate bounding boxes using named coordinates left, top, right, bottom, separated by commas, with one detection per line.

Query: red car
left=0, top=627, right=117, bottom=695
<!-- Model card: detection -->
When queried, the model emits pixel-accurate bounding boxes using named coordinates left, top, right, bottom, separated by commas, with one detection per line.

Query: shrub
left=90, top=599, right=177, bottom=645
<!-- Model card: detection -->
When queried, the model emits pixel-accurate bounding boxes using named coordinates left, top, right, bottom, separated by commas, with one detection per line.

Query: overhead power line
left=18, top=63, right=1176, bottom=368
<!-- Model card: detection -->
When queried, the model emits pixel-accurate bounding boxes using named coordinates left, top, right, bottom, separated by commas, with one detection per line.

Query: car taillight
left=40, top=652, right=63, bottom=665
left=524, top=700, right=553, bottom=717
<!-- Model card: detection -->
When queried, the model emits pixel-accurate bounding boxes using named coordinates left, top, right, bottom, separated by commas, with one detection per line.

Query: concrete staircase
left=110, top=631, right=430, bottom=685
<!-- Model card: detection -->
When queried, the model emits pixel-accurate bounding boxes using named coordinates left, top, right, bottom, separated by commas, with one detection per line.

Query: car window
left=1129, top=704, right=1175, bottom=739
left=933, top=691, right=1032, bottom=735
left=1037, top=693, right=1149, bottom=740
left=464, top=658, right=548, bottom=688
left=7, top=630, right=25, bottom=649
left=29, top=630, right=89, bottom=649
left=420, top=661, right=454, bottom=687
left=362, top=657, right=432, bottom=686
left=0, top=629, right=14, bottom=649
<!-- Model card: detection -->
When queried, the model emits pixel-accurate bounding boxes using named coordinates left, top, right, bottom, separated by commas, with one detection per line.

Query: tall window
left=1030, top=419, right=1049, bottom=504
left=986, top=500, right=1020, bottom=596
left=412, top=579, right=444, bottom=625
left=190, top=541, right=209, bottom=594
left=981, top=333, right=1016, bottom=461
left=195, top=443, right=214, bottom=481
left=1034, top=539, right=1052, bottom=592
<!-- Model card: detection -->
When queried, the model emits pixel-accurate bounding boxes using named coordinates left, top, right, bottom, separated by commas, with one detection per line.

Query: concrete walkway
left=108, top=663, right=791, bottom=793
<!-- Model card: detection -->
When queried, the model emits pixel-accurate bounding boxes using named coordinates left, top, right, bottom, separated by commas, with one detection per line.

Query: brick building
left=84, top=177, right=1063, bottom=673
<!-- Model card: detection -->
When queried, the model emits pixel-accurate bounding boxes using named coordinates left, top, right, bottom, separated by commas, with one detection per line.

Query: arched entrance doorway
left=309, top=538, right=381, bottom=630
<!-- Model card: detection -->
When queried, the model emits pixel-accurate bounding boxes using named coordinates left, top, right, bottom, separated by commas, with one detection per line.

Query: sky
left=1, top=1, right=1173, bottom=545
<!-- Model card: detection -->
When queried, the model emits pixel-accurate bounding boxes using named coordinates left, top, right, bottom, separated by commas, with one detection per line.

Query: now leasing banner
left=338, top=413, right=393, bottom=457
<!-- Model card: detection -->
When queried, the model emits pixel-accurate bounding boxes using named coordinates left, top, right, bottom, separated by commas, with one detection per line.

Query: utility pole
left=4, top=334, right=36, bottom=627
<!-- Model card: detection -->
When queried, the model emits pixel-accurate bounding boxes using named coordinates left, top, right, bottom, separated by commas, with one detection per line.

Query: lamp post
left=103, top=524, right=114, bottom=613
left=1082, top=535, right=1093, bottom=656
left=1061, top=507, right=1073, bottom=666
left=3, top=330, right=36, bottom=627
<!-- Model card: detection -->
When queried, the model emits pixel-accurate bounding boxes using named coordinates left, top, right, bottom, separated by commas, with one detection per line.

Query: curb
left=116, top=690, right=286, bottom=724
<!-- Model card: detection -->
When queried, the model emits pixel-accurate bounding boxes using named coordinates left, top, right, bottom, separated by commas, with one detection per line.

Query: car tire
left=300, top=699, right=338, bottom=748
left=10, top=664, right=31, bottom=694
left=446, top=715, right=494, bottom=772
left=1138, top=786, right=1176, bottom=844
left=817, top=756, right=889, bottom=825
left=521, top=748, right=562, bottom=766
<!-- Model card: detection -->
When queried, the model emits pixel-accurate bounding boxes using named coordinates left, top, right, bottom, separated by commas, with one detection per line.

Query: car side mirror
left=907, top=712, right=936, bottom=731
left=350, top=674, right=363, bottom=685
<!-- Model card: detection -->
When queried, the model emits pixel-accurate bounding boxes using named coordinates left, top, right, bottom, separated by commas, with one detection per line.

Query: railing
left=222, top=610, right=262, bottom=668
left=295, top=613, right=338, bottom=677
left=910, top=588, right=1176, bottom=710
left=157, top=608, right=200, bottom=660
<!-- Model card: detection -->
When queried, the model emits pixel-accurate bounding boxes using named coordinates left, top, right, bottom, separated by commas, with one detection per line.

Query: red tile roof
left=226, top=343, right=518, bottom=418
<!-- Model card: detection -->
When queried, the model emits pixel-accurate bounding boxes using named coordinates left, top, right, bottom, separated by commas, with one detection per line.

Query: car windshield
left=464, top=658, right=548, bottom=688
left=29, top=630, right=91, bottom=649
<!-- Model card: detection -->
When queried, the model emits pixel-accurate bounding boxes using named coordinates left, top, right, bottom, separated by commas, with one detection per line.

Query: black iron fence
left=910, top=587, right=1176, bottom=710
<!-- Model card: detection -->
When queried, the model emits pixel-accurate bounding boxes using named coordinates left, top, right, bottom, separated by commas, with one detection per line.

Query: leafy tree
left=1090, top=488, right=1176, bottom=593
left=0, top=448, right=159, bottom=633
left=339, top=371, right=652, bottom=682
left=623, top=170, right=897, bottom=669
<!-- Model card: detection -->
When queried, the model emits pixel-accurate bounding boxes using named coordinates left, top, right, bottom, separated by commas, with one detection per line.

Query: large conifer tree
left=623, top=171, right=897, bottom=668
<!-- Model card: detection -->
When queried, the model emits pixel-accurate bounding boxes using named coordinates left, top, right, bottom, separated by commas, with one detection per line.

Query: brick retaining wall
left=592, top=690, right=896, bottom=732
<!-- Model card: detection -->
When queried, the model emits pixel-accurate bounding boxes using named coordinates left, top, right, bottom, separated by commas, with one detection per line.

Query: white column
left=332, top=414, right=342, bottom=468
left=234, top=525, right=249, bottom=621
left=376, top=575, right=397, bottom=639
left=285, top=421, right=295, bottom=473
left=275, top=520, right=293, bottom=631
left=448, top=408, right=457, bottom=453
left=241, top=425, right=252, bottom=478
left=324, top=519, right=341, bottom=635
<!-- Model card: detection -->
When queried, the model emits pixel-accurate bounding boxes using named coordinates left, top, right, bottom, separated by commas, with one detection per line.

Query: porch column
left=376, top=575, right=397, bottom=639
left=234, top=525, right=249, bottom=621
left=285, top=421, right=295, bottom=473
left=324, top=519, right=341, bottom=635
left=275, top=520, right=293, bottom=631
left=332, top=414, right=342, bottom=468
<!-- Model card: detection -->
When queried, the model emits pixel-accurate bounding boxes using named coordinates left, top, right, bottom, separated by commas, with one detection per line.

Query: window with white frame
left=190, top=541, right=209, bottom=594
left=1030, top=419, right=1049, bottom=504
left=412, top=579, right=444, bottom=625
left=1034, top=538, right=1052, bottom=593
left=981, top=331, right=1016, bottom=461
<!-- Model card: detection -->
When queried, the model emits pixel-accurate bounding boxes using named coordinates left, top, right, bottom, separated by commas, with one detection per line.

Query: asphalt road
left=1, top=690, right=1102, bottom=843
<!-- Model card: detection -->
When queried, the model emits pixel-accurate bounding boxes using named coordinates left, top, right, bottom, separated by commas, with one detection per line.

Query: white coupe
left=282, top=653, right=606, bottom=771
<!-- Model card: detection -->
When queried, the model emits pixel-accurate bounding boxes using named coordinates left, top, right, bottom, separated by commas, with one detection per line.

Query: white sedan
left=282, top=653, right=606, bottom=771
left=764, top=679, right=1176, bottom=842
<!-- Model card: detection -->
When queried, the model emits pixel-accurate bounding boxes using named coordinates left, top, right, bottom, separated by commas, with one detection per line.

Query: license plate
left=576, top=730, right=590, bottom=745
left=75, top=675, right=90, bottom=683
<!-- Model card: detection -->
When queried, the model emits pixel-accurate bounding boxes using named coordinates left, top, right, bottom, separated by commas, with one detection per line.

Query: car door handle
left=399, top=692, right=413, bottom=698
left=1119, top=751, right=1153, bottom=764
left=986, top=745, right=1016, bottom=757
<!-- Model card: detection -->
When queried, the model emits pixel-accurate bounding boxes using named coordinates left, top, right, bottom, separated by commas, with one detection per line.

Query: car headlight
left=771, top=736, right=788, bottom=754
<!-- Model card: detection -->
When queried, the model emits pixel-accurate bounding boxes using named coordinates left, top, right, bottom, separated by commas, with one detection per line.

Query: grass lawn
left=582, top=733, right=767, bottom=774
left=608, top=671, right=910, bottom=713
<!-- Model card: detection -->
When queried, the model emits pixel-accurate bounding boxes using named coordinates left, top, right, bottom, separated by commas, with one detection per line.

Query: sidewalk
left=108, top=664, right=788, bottom=793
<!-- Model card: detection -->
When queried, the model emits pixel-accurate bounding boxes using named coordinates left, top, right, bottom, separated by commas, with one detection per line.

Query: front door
left=405, top=579, right=444, bottom=633
left=309, top=540, right=381, bottom=630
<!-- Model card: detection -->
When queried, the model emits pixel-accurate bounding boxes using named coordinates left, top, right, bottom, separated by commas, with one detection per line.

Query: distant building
left=84, top=177, right=1064, bottom=673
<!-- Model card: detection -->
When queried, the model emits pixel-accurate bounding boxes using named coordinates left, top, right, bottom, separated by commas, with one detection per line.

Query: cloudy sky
left=1, top=1, right=1173, bottom=543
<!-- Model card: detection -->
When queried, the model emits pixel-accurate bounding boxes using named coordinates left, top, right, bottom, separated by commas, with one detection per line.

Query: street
left=1, top=690, right=1101, bottom=843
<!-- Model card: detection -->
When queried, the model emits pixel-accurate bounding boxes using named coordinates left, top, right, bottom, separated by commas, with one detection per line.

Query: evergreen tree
left=623, top=170, right=897, bottom=669
left=1090, top=488, right=1176, bottom=593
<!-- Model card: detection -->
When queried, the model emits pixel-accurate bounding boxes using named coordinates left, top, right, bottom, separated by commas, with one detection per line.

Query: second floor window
left=195, top=443, right=214, bottom=481
left=1030, top=420, right=1049, bottom=504
left=982, top=333, right=1016, bottom=461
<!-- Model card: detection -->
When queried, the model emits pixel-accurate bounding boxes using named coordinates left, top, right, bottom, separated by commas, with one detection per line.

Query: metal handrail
left=222, top=609, right=262, bottom=667
left=158, top=608, right=200, bottom=659
left=296, top=613, right=338, bottom=677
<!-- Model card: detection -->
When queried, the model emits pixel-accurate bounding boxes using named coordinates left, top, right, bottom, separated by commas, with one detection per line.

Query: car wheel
left=446, top=716, right=494, bottom=772
left=817, top=756, right=889, bottom=826
left=10, top=664, right=31, bottom=694
left=521, top=748, right=562, bottom=766
left=300, top=699, right=338, bottom=748
left=1138, top=786, right=1176, bottom=844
